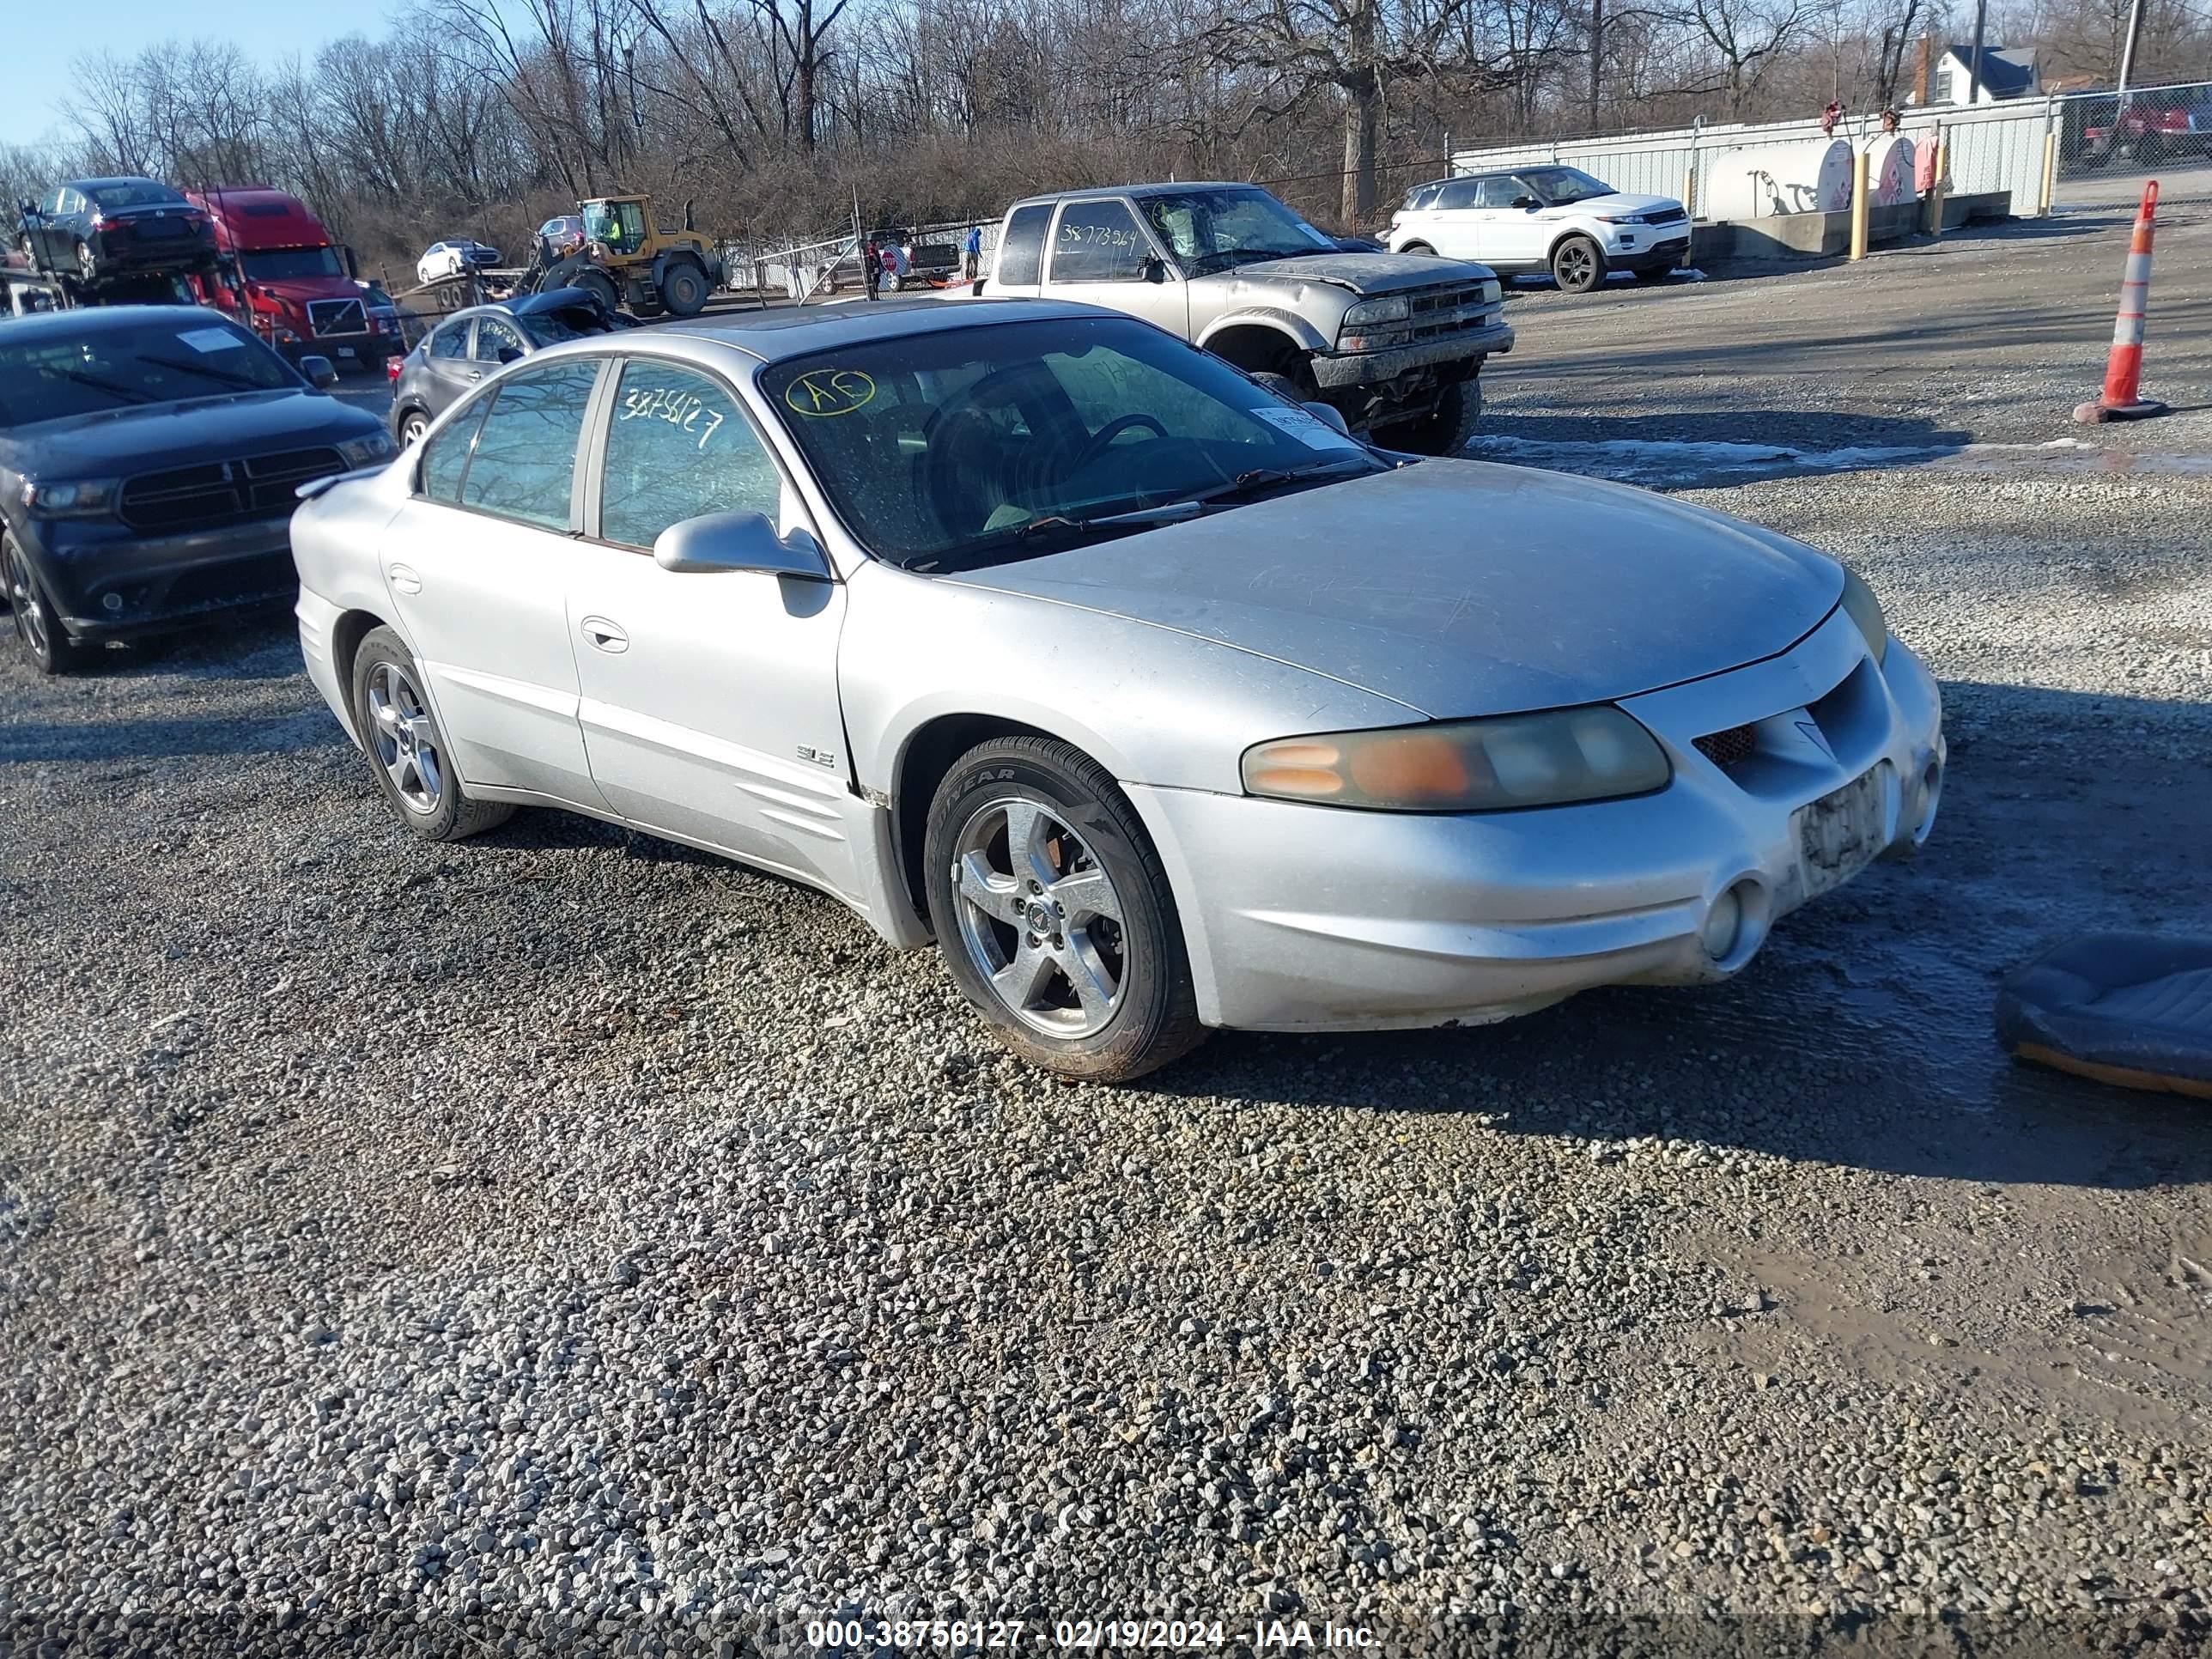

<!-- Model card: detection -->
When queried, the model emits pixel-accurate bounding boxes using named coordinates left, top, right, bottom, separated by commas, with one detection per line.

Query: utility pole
left=2115, top=0, right=2144, bottom=112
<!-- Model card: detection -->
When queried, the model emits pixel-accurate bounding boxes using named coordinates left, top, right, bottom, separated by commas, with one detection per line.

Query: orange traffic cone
left=2075, top=181, right=2166, bottom=423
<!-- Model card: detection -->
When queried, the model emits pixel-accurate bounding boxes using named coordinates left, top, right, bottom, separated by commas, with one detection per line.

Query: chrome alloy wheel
left=951, top=797, right=1127, bottom=1036
left=366, top=660, right=446, bottom=814
left=6, top=542, right=52, bottom=661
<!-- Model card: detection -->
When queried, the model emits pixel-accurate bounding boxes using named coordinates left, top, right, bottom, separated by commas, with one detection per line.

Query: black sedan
left=20, top=178, right=218, bottom=286
left=387, top=288, right=630, bottom=444
left=1, top=307, right=394, bottom=673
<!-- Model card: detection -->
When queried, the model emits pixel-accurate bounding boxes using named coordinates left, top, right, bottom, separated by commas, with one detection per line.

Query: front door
left=1491, top=175, right=1556, bottom=267
left=566, top=356, right=861, bottom=901
left=1042, top=198, right=1188, bottom=336
left=380, top=357, right=611, bottom=808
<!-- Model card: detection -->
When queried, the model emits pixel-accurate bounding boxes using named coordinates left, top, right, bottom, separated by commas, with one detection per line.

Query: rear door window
left=994, top=204, right=1051, bottom=284
left=453, top=358, right=604, bottom=531
left=428, top=321, right=470, bottom=361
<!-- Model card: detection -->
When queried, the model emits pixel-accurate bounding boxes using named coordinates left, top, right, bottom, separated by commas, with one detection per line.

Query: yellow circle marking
left=784, top=368, right=877, bottom=417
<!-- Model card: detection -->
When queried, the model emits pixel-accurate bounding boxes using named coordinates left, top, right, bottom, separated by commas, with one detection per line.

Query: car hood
left=947, top=462, right=1843, bottom=717
left=1544, top=191, right=1680, bottom=219
left=3, top=392, right=382, bottom=478
left=1194, top=251, right=1496, bottom=296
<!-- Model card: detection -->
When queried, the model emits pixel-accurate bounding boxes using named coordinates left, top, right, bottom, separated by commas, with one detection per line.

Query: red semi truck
left=185, top=187, right=399, bottom=368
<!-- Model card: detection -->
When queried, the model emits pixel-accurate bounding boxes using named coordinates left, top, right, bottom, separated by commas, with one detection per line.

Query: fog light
left=102, top=592, right=124, bottom=613
left=1701, top=887, right=1743, bottom=960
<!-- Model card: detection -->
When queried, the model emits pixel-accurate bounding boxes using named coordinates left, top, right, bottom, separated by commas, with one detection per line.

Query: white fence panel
left=1449, top=100, right=2057, bottom=221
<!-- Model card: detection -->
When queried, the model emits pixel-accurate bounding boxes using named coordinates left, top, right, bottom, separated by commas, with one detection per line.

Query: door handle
left=580, top=616, right=629, bottom=653
left=387, top=562, right=422, bottom=594
left=464, top=368, right=484, bottom=381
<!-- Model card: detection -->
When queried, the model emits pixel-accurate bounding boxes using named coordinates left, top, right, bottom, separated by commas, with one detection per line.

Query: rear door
left=1043, top=197, right=1187, bottom=335
left=377, top=357, right=612, bottom=809
left=420, top=318, right=485, bottom=416
left=563, top=355, right=862, bottom=896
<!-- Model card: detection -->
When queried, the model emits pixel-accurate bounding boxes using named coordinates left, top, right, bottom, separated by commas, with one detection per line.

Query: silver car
left=291, top=298, right=1944, bottom=1081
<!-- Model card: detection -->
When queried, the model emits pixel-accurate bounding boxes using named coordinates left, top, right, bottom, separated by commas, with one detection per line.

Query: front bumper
left=1610, top=234, right=1690, bottom=272
left=29, top=514, right=297, bottom=641
left=1311, top=317, right=1514, bottom=391
left=1127, top=609, right=1944, bottom=1032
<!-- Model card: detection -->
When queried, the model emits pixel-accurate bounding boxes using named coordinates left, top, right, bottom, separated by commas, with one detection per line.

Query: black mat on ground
left=1996, top=932, right=2212, bottom=1098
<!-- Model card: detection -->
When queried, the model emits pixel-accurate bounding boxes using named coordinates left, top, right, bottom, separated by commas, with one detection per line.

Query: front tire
left=1379, top=374, right=1483, bottom=456
left=349, top=626, right=514, bottom=842
left=1552, top=234, right=1604, bottom=294
left=4, top=532, right=88, bottom=675
left=659, top=258, right=708, bottom=317
left=923, top=736, right=1205, bottom=1082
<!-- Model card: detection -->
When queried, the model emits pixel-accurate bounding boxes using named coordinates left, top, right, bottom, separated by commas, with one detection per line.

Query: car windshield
left=761, top=315, right=1385, bottom=571
left=1137, top=188, right=1339, bottom=276
left=240, top=246, right=344, bottom=281
left=88, top=181, right=184, bottom=211
left=516, top=305, right=610, bottom=347
left=0, top=317, right=296, bottom=428
left=1516, top=167, right=1618, bottom=204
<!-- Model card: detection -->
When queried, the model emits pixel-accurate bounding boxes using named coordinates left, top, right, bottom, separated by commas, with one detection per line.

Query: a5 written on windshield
left=758, top=316, right=1378, bottom=568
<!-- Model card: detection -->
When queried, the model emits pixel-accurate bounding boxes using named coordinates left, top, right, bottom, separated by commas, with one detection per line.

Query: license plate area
left=1795, top=766, right=1888, bottom=899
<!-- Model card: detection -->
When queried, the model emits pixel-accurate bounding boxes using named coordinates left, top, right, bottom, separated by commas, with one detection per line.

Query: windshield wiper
left=135, top=354, right=267, bottom=390
left=1164, top=455, right=1378, bottom=509
left=909, top=501, right=1208, bottom=572
left=42, top=367, right=155, bottom=404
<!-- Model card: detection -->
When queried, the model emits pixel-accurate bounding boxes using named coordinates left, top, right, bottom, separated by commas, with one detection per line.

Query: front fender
left=1195, top=307, right=1331, bottom=357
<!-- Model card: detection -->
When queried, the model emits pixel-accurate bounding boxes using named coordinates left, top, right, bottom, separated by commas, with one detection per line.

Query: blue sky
left=3, top=0, right=372, bottom=147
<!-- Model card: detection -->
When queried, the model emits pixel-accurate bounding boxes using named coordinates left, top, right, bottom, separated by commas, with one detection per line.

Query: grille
left=119, top=447, right=345, bottom=533
left=1693, top=724, right=1758, bottom=770
left=1647, top=206, right=1689, bottom=227
left=307, top=297, right=367, bottom=337
left=1402, top=282, right=1498, bottom=343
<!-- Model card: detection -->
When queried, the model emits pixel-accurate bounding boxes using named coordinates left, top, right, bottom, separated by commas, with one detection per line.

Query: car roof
left=1005, top=181, right=1271, bottom=210
left=0, top=305, right=243, bottom=344
left=647, top=295, right=1108, bottom=362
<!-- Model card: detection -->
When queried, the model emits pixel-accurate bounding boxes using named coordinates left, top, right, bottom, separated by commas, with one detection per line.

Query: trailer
left=0, top=258, right=216, bottom=318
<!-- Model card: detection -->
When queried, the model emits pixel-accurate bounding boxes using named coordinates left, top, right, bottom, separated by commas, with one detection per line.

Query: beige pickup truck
left=961, top=181, right=1513, bottom=453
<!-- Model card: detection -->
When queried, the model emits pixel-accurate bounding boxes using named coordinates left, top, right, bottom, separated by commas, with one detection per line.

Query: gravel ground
left=4, top=216, right=2211, bottom=1657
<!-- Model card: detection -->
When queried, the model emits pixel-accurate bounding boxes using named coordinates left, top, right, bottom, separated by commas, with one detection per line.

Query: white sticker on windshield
left=1251, top=403, right=1360, bottom=451
left=177, top=327, right=246, bottom=353
left=1293, top=219, right=1336, bottom=247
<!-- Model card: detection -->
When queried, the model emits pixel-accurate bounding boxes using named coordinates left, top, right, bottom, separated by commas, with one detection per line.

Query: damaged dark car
left=1, top=306, right=393, bottom=672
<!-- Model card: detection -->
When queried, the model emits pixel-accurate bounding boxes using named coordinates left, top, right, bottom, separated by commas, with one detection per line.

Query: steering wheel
left=1068, top=412, right=1170, bottom=476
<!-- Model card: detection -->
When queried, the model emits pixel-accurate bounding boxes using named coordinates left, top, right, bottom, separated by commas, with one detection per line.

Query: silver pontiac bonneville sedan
left=291, top=297, right=1944, bottom=1081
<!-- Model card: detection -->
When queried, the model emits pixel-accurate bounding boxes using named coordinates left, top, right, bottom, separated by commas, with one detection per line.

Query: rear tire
left=1552, top=234, right=1604, bottom=294
left=1379, top=374, right=1483, bottom=456
left=396, top=408, right=429, bottom=446
left=1400, top=240, right=1437, bottom=256
left=349, top=626, right=514, bottom=842
left=659, top=258, right=708, bottom=317
left=923, top=736, right=1205, bottom=1083
left=4, top=532, right=88, bottom=675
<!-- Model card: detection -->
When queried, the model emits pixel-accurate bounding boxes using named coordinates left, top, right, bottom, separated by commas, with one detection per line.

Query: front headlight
left=1340, top=295, right=1410, bottom=330
left=21, top=477, right=121, bottom=519
left=1839, top=567, right=1889, bottom=663
left=338, top=433, right=398, bottom=468
left=1242, top=706, right=1672, bottom=812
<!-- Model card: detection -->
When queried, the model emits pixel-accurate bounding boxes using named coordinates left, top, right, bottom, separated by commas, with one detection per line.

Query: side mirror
left=969, top=277, right=986, bottom=296
left=1301, top=400, right=1352, bottom=436
left=497, top=345, right=524, bottom=364
left=653, top=510, right=831, bottom=580
left=1139, top=256, right=1167, bottom=284
left=300, top=355, right=339, bottom=388
left=1512, top=195, right=1540, bottom=210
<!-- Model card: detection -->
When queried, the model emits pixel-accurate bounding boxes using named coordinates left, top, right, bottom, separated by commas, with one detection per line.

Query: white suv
left=1387, top=166, right=1689, bottom=294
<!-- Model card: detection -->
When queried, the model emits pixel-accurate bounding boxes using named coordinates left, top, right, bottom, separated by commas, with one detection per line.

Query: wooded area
left=2, top=0, right=2204, bottom=273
